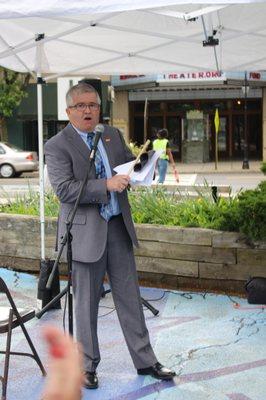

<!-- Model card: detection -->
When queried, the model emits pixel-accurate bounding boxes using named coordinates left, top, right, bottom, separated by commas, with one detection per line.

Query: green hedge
left=261, top=162, right=266, bottom=175
left=233, top=180, right=266, bottom=240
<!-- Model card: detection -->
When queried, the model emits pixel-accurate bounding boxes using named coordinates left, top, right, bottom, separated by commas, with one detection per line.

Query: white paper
left=114, top=150, right=163, bottom=186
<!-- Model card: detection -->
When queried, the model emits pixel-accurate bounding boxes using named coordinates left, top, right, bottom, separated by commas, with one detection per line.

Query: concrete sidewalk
left=1, top=268, right=265, bottom=400
left=160, top=161, right=265, bottom=190
left=173, top=160, right=263, bottom=174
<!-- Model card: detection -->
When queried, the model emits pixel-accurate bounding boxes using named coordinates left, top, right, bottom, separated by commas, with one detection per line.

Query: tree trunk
left=0, top=117, right=8, bottom=142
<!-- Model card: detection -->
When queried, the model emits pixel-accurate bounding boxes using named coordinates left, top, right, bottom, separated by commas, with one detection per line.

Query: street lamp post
left=242, top=71, right=250, bottom=169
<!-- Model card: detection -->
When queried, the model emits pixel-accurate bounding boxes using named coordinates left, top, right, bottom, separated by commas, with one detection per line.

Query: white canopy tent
left=1, top=0, right=266, bottom=75
left=0, top=0, right=265, bottom=259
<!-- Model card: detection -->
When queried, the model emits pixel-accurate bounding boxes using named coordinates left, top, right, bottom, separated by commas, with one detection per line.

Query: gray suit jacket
left=45, top=123, right=138, bottom=263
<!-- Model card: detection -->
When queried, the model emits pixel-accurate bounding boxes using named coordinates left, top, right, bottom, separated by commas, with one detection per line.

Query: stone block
left=199, top=262, right=266, bottom=280
left=135, top=241, right=236, bottom=264
left=0, top=242, right=41, bottom=259
left=135, top=256, right=198, bottom=277
left=135, top=224, right=212, bottom=245
left=0, top=213, right=40, bottom=232
left=212, top=231, right=250, bottom=248
left=237, top=248, right=266, bottom=267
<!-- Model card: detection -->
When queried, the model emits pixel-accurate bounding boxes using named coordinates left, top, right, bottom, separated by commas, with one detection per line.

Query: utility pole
left=242, top=71, right=249, bottom=169
left=144, top=97, right=148, bottom=142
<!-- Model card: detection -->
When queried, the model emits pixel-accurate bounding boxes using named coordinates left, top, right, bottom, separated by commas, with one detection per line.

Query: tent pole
left=37, top=74, right=45, bottom=260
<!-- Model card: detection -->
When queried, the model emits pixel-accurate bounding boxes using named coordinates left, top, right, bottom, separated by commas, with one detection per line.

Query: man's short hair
left=66, top=82, right=101, bottom=107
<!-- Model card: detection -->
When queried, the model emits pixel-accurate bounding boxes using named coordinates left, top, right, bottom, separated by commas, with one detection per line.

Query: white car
left=0, top=142, right=38, bottom=178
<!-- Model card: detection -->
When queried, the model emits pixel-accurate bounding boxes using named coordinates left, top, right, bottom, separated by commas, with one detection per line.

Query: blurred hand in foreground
left=42, top=326, right=83, bottom=400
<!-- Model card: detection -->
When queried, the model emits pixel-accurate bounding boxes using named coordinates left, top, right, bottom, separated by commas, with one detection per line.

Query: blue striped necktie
left=87, top=133, right=113, bottom=221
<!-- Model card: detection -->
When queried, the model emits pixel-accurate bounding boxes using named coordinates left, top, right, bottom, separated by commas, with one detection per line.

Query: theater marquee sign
left=161, top=71, right=225, bottom=80
left=112, top=71, right=266, bottom=87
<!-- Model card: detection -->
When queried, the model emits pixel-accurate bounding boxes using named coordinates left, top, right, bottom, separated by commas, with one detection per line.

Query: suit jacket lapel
left=101, top=129, right=115, bottom=174
left=64, top=124, right=115, bottom=175
left=64, top=123, right=90, bottom=161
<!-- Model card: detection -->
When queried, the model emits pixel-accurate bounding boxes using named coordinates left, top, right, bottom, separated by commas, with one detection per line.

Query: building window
left=134, top=102, right=144, bottom=113
left=148, top=102, right=162, bottom=113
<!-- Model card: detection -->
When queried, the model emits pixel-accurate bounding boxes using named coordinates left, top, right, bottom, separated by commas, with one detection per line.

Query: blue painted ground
left=0, top=267, right=265, bottom=400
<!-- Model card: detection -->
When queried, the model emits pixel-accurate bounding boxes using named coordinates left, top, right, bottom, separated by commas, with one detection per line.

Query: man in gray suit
left=45, top=82, right=176, bottom=389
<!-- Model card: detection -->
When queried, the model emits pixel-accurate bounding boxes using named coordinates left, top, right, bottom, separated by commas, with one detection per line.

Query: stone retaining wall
left=0, top=213, right=265, bottom=293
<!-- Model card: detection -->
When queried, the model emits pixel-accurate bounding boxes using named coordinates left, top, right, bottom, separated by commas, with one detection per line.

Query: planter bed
left=0, top=213, right=265, bottom=294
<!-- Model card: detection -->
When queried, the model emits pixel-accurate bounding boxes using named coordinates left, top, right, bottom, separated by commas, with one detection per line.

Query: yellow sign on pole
left=214, top=108, right=220, bottom=170
left=214, top=108, right=220, bottom=134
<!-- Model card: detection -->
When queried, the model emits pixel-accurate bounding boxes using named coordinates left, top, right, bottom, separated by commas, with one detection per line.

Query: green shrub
left=235, top=181, right=266, bottom=240
left=129, top=183, right=266, bottom=240
left=0, top=190, right=59, bottom=217
left=128, top=186, right=240, bottom=231
left=260, top=162, right=266, bottom=175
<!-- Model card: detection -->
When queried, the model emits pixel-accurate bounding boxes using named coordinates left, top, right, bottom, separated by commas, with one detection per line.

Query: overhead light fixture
left=203, top=30, right=219, bottom=47
left=186, top=16, right=198, bottom=22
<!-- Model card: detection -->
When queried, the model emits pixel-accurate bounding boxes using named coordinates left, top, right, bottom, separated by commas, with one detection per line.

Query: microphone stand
left=36, top=131, right=102, bottom=334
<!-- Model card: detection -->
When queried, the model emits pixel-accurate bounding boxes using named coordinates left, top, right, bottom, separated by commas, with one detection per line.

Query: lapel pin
left=105, top=138, right=111, bottom=142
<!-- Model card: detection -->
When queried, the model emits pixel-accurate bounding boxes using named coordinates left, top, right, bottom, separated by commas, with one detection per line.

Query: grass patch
left=0, top=189, right=59, bottom=217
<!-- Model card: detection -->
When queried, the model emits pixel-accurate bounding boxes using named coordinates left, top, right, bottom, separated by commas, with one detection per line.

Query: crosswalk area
left=164, top=173, right=197, bottom=185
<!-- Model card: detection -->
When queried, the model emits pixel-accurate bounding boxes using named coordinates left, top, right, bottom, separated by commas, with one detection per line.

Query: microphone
left=89, top=124, right=105, bottom=160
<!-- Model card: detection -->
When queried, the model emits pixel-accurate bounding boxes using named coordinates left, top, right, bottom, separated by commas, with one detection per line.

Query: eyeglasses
left=69, top=102, right=100, bottom=112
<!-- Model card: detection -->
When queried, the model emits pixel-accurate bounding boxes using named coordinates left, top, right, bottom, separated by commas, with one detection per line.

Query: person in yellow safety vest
left=152, top=129, right=179, bottom=184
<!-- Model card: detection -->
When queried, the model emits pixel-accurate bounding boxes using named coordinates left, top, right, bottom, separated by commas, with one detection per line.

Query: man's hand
left=107, top=174, right=130, bottom=193
left=173, top=167, right=179, bottom=183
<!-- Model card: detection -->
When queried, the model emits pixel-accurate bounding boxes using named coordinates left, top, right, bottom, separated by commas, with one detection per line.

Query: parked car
left=0, top=142, right=38, bottom=178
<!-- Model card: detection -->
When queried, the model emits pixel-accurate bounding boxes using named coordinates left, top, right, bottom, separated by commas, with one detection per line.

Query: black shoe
left=84, top=371, right=99, bottom=389
left=137, top=362, right=176, bottom=380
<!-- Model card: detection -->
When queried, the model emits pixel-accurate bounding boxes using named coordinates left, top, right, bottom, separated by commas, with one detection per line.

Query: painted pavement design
left=0, top=268, right=265, bottom=400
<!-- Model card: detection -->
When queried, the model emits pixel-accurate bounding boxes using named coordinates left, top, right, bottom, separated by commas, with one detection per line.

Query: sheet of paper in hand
left=114, top=150, right=163, bottom=186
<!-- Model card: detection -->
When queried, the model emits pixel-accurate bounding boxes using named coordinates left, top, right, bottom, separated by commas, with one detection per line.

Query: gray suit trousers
left=72, top=214, right=157, bottom=372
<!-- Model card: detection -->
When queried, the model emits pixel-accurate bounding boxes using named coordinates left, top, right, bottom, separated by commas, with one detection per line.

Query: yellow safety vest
left=153, top=139, right=169, bottom=160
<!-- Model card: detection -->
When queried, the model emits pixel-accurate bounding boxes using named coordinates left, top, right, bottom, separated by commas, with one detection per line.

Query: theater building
left=5, top=72, right=266, bottom=163
left=112, top=71, right=266, bottom=162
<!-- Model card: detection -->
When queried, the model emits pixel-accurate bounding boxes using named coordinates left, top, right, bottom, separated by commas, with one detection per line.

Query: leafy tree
left=0, top=67, right=30, bottom=141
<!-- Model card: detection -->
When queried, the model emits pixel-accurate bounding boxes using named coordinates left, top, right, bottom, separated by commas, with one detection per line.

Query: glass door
left=232, top=114, right=262, bottom=159
left=217, top=117, right=228, bottom=154
left=232, top=115, right=244, bottom=159
left=148, top=117, right=164, bottom=141
left=166, top=116, right=182, bottom=160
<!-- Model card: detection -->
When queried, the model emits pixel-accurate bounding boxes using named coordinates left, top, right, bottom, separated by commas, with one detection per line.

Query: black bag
left=37, top=259, right=61, bottom=310
left=245, top=277, right=266, bottom=305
